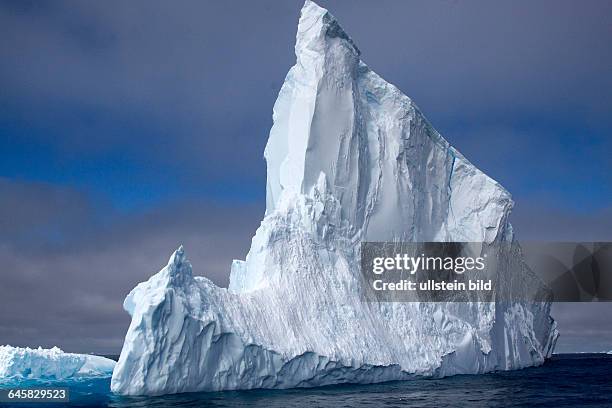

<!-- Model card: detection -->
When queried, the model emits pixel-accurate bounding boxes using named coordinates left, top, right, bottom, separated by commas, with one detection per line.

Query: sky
left=0, top=0, right=610, bottom=354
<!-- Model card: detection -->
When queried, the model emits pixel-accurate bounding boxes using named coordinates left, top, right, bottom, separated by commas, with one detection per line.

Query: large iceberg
left=0, top=346, right=115, bottom=381
left=111, top=0, right=558, bottom=396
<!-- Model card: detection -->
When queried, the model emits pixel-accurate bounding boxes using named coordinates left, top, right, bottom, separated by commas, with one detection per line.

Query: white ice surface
left=0, top=346, right=115, bottom=380
left=111, top=0, right=558, bottom=396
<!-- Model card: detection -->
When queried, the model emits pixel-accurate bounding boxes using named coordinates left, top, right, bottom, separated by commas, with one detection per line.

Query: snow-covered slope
left=0, top=346, right=115, bottom=380
left=111, top=0, right=558, bottom=396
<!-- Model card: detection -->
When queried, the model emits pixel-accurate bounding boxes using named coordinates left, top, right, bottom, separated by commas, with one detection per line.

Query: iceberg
left=111, top=0, right=558, bottom=396
left=0, top=346, right=115, bottom=381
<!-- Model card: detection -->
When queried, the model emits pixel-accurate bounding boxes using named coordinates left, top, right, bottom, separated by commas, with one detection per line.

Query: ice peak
left=265, top=0, right=364, bottom=220
left=166, top=245, right=192, bottom=284
left=172, top=244, right=185, bottom=264
left=296, top=0, right=359, bottom=60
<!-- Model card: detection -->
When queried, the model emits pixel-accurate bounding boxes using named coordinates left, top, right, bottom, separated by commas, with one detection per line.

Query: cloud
left=510, top=205, right=612, bottom=242
left=323, top=0, right=612, bottom=124
left=551, top=303, right=612, bottom=353
left=0, top=178, right=262, bottom=353
left=0, top=0, right=299, bottom=184
left=445, top=125, right=612, bottom=214
left=1, top=0, right=610, bottom=188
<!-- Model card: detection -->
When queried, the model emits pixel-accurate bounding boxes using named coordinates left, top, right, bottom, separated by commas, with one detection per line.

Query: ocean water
left=1, top=354, right=610, bottom=407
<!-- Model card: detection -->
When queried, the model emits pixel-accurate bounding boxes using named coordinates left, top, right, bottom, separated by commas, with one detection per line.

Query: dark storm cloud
left=331, top=0, right=612, bottom=123
left=509, top=205, right=612, bottom=353
left=1, top=0, right=610, bottom=186
left=440, top=125, right=611, bottom=212
left=0, top=0, right=299, bottom=183
left=0, top=0, right=611, bottom=353
left=551, top=303, right=612, bottom=353
left=510, top=205, right=612, bottom=242
left=0, top=178, right=262, bottom=353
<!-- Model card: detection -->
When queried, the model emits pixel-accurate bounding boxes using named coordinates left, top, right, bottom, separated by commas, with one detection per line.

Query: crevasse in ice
left=111, top=0, right=558, bottom=396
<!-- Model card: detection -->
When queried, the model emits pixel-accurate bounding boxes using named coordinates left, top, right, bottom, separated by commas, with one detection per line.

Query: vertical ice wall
left=264, top=0, right=512, bottom=245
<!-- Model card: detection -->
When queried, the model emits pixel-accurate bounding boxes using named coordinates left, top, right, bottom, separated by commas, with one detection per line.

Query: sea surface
left=1, top=354, right=610, bottom=407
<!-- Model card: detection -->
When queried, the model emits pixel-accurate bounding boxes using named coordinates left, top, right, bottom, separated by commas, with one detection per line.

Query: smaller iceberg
left=0, top=345, right=115, bottom=381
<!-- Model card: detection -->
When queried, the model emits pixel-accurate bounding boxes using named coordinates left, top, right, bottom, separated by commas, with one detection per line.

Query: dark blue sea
left=1, top=354, right=610, bottom=407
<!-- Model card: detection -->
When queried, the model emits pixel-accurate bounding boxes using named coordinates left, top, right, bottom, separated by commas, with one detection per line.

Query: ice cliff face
left=111, top=0, right=558, bottom=396
left=0, top=346, right=115, bottom=381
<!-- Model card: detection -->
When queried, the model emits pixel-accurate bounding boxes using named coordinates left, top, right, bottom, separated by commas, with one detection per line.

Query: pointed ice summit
left=111, top=1, right=558, bottom=396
